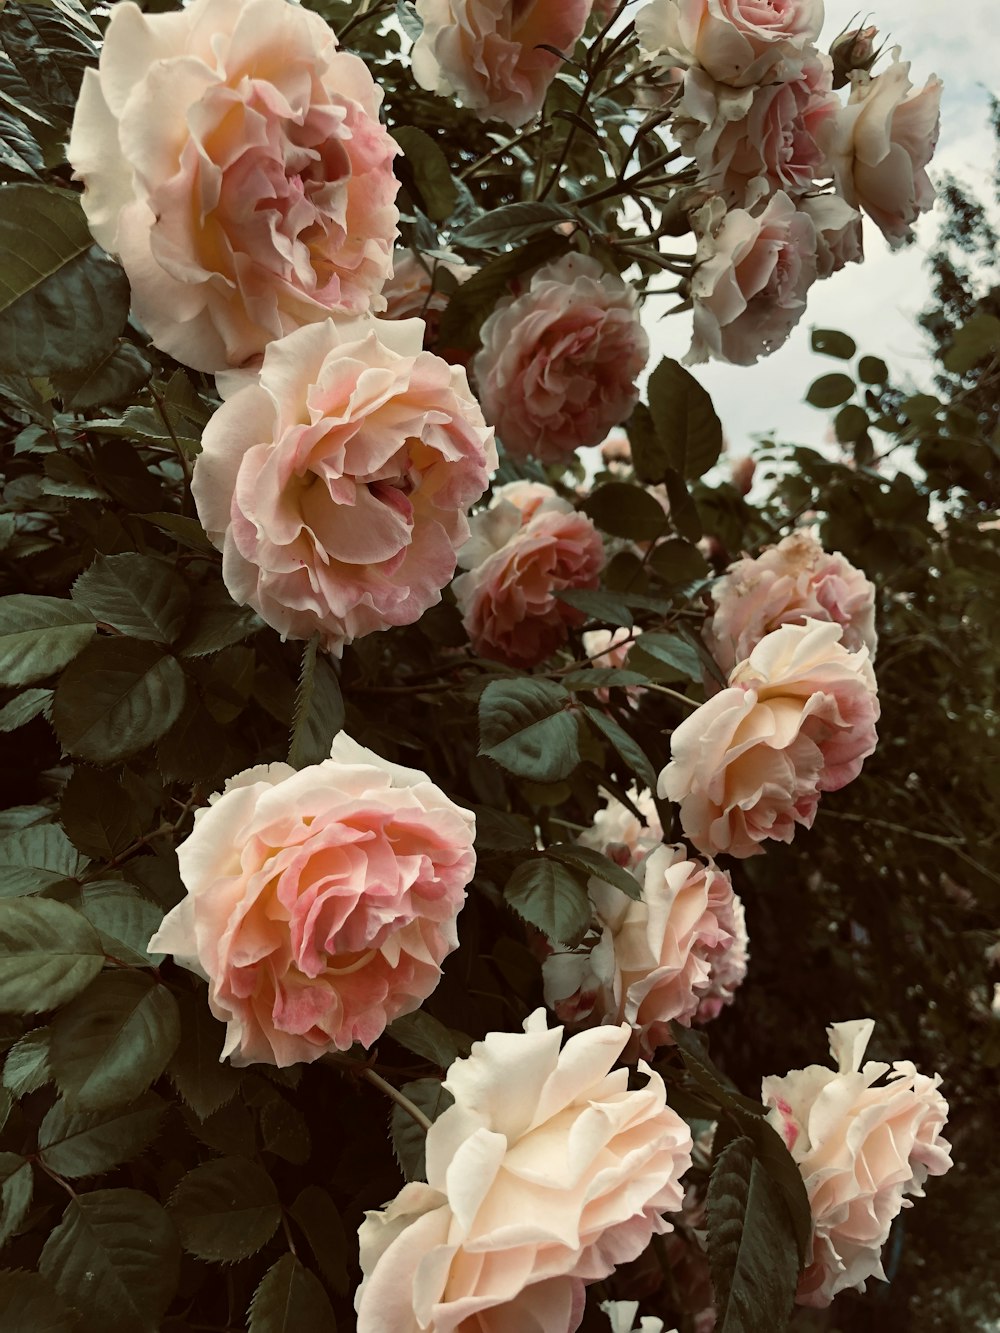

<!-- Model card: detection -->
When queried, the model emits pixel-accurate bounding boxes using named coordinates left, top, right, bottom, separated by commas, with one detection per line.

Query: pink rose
left=412, top=0, right=594, bottom=129
left=695, top=889, right=747, bottom=1021
left=658, top=619, right=879, bottom=858
left=67, top=0, right=399, bottom=371
left=355, top=1010, right=693, bottom=1333
left=579, top=788, right=664, bottom=869
left=797, top=194, right=864, bottom=276
left=543, top=843, right=747, bottom=1058
left=453, top=481, right=605, bottom=667
left=474, top=254, right=649, bottom=464
left=705, top=530, right=878, bottom=677
left=763, top=1019, right=952, bottom=1307
left=191, top=317, right=496, bottom=655
left=687, top=192, right=819, bottom=365
left=147, top=734, right=476, bottom=1066
left=582, top=627, right=643, bottom=703
left=821, top=48, right=943, bottom=248
left=637, top=0, right=824, bottom=87
left=382, top=249, right=476, bottom=342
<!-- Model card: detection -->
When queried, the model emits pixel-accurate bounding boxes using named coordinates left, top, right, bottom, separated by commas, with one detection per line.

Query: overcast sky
left=644, top=0, right=997, bottom=458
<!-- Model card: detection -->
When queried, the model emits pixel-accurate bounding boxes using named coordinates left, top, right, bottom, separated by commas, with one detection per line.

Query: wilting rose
left=474, top=253, right=649, bottom=463
left=705, top=530, right=878, bottom=677
left=659, top=620, right=879, bottom=857
left=821, top=48, right=943, bottom=248
left=191, top=317, right=496, bottom=655
left=412, top=0, right=593, bottom=128
left=544, top=844, right=747, bottom=1057
left=797, top=194, right=864, bottom=276
left=147, top=734, right=476, bottom=1066
left=453, top=481, right=605, bottom=667
left=637, top=0, right=824, bottom=87
left=67, top=0, right=399, bottom=371
left=687, top=192, right=819, bottom=366
left=381, top=249, right=476, bottom=344
left=355, top=1010, right=693, bottom=1332
left=763, top=1019, right=952, bottom=1307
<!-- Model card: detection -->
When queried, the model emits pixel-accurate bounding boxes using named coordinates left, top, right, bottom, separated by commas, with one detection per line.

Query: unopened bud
left=830, top=26, right=879, bottom=88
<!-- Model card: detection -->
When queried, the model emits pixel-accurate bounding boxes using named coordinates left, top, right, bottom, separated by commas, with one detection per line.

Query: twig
left=361, top=1068, right=433, bottom=1132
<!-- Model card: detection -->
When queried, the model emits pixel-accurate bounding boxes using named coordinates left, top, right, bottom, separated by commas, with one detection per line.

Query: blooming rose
left=191, top=317, right=496, bottom=655
left=412, top=0, right=593, bottom=129
left=453, top=481, right=605, bottom=666
left=687, top=192, right=819, bottom=365
left=763, top=1019, right=952, bottom=1306
left=544, top=843, right=747, bottom=1057
left=579, top=788, right=664, bottom=868
left=582, top=627, right=644, bottom=703
left=637, top=0, right=824, bottom=87
left=659, top=619, right=879, bottom=857
left=797, top=194, right=864, bottom=276
left=474, top=254, right=649, bottom=463
left=147, top=734, right=476, bottom=1066
left=67, top=0, right=399, bottom=371
left=705, top=530, right=878, bottom=677
left=382, top=249, right=476, bottom=341
left=821, top=48, right=943, bottom=248
left=355, top=1010, right=693, bottom=1332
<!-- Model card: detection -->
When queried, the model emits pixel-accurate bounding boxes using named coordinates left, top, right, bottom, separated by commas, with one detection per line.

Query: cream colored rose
left=705, top=530, right=877, bottom=677
left=659, top=619, right=879, bottom=857
left=637, top=0, right=824, bottom=87
left=763, top=1019, right=952, bottom=1307
left=68, top=0, right=399, bottom=370
left=797, top=194, right=864, bottom=276
left=355, top=1010, right=693, bottom=1332
left=413, top=0, right=594, bottom=128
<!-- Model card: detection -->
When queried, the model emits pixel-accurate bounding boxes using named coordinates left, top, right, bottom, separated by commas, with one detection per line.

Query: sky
left=644, top=0, right=998, bottom=458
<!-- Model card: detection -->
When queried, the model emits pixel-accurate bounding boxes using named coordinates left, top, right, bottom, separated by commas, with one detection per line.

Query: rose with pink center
left=637, top=0, right=825, bottom=87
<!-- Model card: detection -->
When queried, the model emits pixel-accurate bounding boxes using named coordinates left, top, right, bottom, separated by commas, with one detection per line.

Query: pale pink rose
left=763, top=1019, right=952, bottom=1307
left=147, top=734, right=476, bottom=1067
left=412, top=0, right=593, bottom=129
left=705, top=530, right=878, bottom=676
left=474, top=253, right=649, bottom=464
left=797, top=194, right=864, bottom=276
left=382, top=250, right=476, bottom=336
left=191, top=317, right=496, bottom=655
left=355, top=1010, right=693, bottom=1333
left=578, top=788, right=664, bottom=869
left=67, top=0, right=399, bottom=371
left=453, top=482, right=605, bottom=667
left=694, top=890, right=747, bottom=1021
left=673, top=58, right=838, bottom=208
left=544, top=844, right=746, bottom=1058
left=582, top=627, right=644, bottom=703
left=637, top=0, right=824, bottom=87
left=820, top=48, right=943, bottom=248
left=687, top=192, right=819, bottom=365
left=659, top=619, right=879, bottom=858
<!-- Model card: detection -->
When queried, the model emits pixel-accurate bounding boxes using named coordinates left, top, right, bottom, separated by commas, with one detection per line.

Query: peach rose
left=355, top=1010, right=693, bottom=1333
left=473, top=254, right=649, bottom=464
left=797, top=194, right=864, bottom=276
left=544, top=843, right=746, bottom=1057
left=579, top=788, right=664, bottom=868
left=147, top=734, right=476, bottom=1066
left=382, top=250, right=476, bottom=336
left=687, top=192, right=819, bottom=366
left=705, top=530, right=878, bottom=677
left=658, top=619, right=879, bottom=857
left=453, top=481, right=605, bottom=666
left=412, top=0, right=593, bottom=129
left=763, top=1019, right=952, bottom=1307
left=67, top=0, right=399, bottom=371
left=637, top=0, right=824, bottom=87
left=821, top=48, right=943, bottom=248
left=191, top=317, right=496, bottom=655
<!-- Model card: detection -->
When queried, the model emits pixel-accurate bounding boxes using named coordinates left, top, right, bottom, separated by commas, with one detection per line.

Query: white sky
left=644, top=0, right=998, bottom=456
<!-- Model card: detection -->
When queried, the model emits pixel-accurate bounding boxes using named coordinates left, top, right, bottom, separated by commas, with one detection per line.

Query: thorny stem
left=361, top=1067, right=434, bottom=1132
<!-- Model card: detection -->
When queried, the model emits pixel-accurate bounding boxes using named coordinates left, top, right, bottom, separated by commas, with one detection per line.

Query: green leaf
left=248, top=1253, right=338, bottom=1333
left=169, top=1157, right=281, bottom=1262
left=648, top=538, right=709, bottom=585
left=139, top=511, right=217, bottom=554
left=647, top=358, right=723, bottom=480
left=176, top=583, right=262, bottom=656
left=0, top=595, right=95, bottom=687
left=49, top=971, right=181, bottom=1111
left=71, top=554, right=190, bottom=644
left=38, top=1189, right=180, bottom=1333
left=288, top=1186, right=349, bottom=1296
left=60, top=769, right=141, bottom=862
left=504, top=857, right=591, bottom=946
left=834, top=403, right=869, bottom=444
left=78, top=882, right=164, bottom=968
left=562, top=667, right=648, bottom=691
left=453, top=200, right=574, bottom=249
left=806, top=373, right=855, bottom=409
left=547, top=843, right=641, bottom=900
left=38, top=1091, right=165, bottom=1179
left=0, top=897, right=103, bottom=1013
left=390, top=1078, right=453, bottom=1182
left=2, top=1027, right=51, bottom=1096
left=167, top=989, right=242, bottom=1120
left=255, top=1085, right=310, bottom=1165
left=707, top=1136, right=799, bottom=1333
left=52, top=638, right=188, bottom=763
left=810, top=328, right=856, bottom=359
left=581, top=706, right=657, bottom=791
left=0, top=822, right=88, bottom=897
left=0, top=687, right=51, bottom=732
left=0, top=1269, right=79, bottom=1332
left=663, top=468, right=701, bottom=541
left=393, top=125, right=457, bottom=223
left=0, top=185, right=129, bottom=376
left=555, top=588, right=634, bottom=627
left=437, top=234, right=569, bottom=350
left=51, top=341, right=152, bottom=411
left=388, top=1009, right=468, bottom=1067
left=287, top=637, right=345, bottom=769
left=479, top=678, right=579, bottom=782
left=857, top=354, right=889, bottom=385
left=625, top=400, right=669, bottom=484
left=942, top=312, right=1000, bottom=374
left=0, top=1153, right=33, bottom=1247
left=580, top=483, right=669, bottom=541
left=630, top=630, right=701, bottom=681
left=471, top=806, right=536, bottom=851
